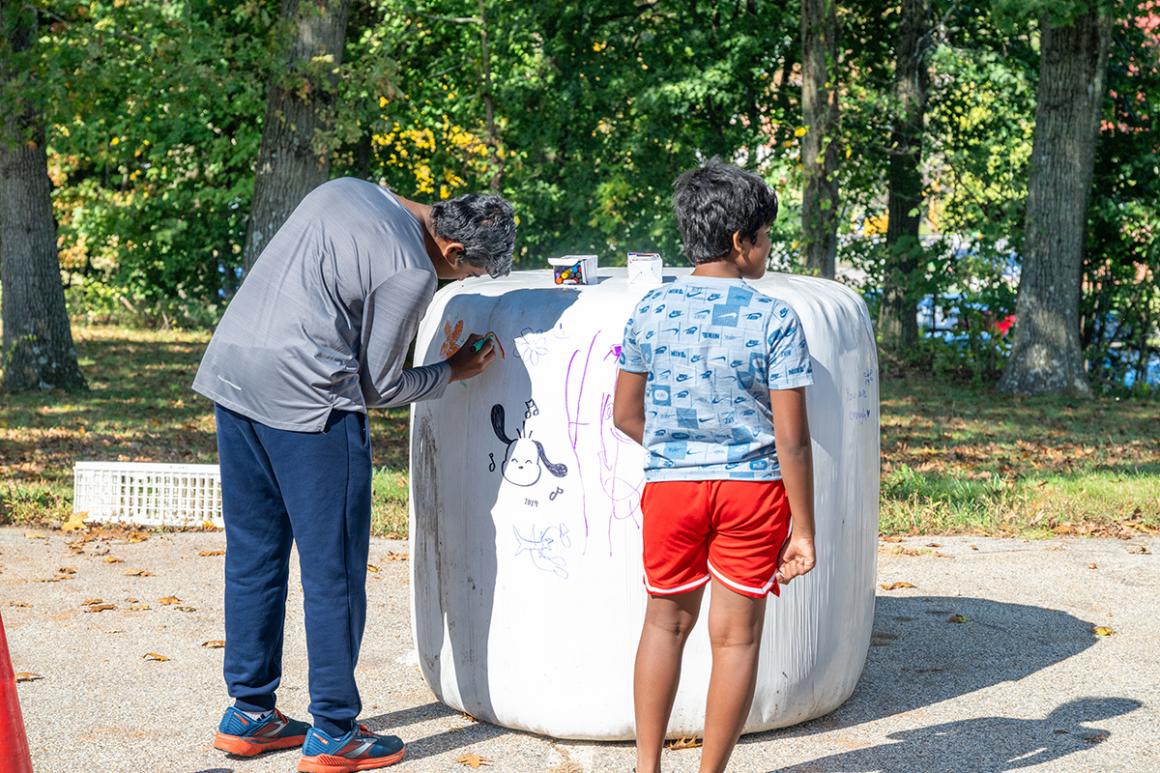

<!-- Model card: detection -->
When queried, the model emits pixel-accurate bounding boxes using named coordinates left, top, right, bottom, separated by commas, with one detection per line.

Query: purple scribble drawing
left=598, top=389, right=644, bottom=551
left=513, top=523, right=571, bottom=578
left=564, top=332, right=601, bottom=551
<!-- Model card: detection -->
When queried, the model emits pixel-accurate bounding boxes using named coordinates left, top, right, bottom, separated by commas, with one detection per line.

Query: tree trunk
left=0, top=2, right=86, bottom=392
left=800, top=0, right=840, bottom=278
left=879, top=0, right=930, bottom=352
left=478, top=0, right=503, bottom=192
left=242, top=0, right=352, bottom=272
left=998, top=5, right=1111, bottom=396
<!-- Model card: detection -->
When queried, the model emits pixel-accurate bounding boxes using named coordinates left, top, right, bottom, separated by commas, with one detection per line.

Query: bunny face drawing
left=491, top=404, right=568, bottom=487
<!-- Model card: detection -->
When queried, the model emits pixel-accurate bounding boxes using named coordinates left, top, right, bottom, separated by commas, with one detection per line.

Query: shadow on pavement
left=768, top=697, right=1142, bottom=773
left=745, top=595, right=1103, bottom=740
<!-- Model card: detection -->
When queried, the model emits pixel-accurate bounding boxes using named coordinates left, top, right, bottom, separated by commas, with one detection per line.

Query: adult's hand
left=448, top=333, right=497, bottom=382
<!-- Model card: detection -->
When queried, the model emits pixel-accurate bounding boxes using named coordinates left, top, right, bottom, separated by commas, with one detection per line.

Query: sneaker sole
left=213, top=731, right=307, bottom=757
left=297, top=748, right=406, bottom=772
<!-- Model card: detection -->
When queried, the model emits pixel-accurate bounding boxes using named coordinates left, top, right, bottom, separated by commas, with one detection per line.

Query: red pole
left=0, top=612, right=34, bottom=773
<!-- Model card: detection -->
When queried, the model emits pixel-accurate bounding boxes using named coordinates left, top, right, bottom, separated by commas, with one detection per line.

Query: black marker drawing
left=524, top=398, right=540, bottom=419
left=488, top=452, right=496, bottom=472
left=549, top=486, right=564, bottom=501
left=491, top=404, right=568, bottom=488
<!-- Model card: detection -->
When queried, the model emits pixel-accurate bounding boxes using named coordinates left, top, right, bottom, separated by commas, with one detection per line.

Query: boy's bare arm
left=771, top=386, right=816, bottom=583
left=613, top=370, right=648, bottom=445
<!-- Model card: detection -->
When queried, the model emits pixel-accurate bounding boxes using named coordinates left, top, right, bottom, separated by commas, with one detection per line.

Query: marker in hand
left=471, top=333, right=495, bottom=353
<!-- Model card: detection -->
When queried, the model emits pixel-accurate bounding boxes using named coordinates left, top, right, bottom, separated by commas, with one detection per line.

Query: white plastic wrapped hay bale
left=409, top=267, right=878, bottom=740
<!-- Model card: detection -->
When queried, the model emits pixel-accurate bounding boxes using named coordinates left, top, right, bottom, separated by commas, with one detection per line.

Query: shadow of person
left=741, top=595, right=1104, bottom=742
left=769, top=697, right=1142, bottom=773
left=410, top=287, right=579, bottom=730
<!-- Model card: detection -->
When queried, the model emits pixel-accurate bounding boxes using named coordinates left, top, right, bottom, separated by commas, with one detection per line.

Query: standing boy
left=614, top=160, right=817, bottom=773
left=193, top=177, right=515, bottom=772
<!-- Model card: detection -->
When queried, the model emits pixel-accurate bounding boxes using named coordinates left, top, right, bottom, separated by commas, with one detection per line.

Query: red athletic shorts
left=640, top=479, right=792, bottom=599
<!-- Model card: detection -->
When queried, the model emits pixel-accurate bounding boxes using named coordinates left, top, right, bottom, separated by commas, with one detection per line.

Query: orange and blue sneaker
left=213, top=706, right=310, bottom=757
left=297, top=724, right=406, bottom=772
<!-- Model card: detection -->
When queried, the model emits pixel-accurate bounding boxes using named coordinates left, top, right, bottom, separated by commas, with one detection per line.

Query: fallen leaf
left=126, top=532, right=149, bottom=543
left=1088, top=563, right=1098, bottom=570
left=84, top=604, right=117, bottom=613
left=925, top=542, right=942, bottom=548
left=198, top=550, right=224, bottom=557
left=367, top=564, right=380, bottom=573
left=969, top=544, right=979, bottom=551
left=458, top=712, right=477, bottom=723
left=665, top=737, right=704, bottom=750
left=143, top=652, right=170, bottom=662
left=24, top=532, right=46, bottom=540
left=201, top=640, right=225, bottom=649
left=5, top=601, right=31, bottom=608
left=104, top=556, right=124, bottom=564
left=81, top=598, right=105, bottom=606
left=158, top=596, right=182, bottom=605
left=948, top=614, right=968, bottom=624
left=123, top=569, right=154, bottom=577
left=173, top=605, right=197, bottom=613
left=1092, top=625, right=1115, bottom=637
left=14, top=673, right=42, bottom=683
left=879, top=535, right=903, bottom=543
left=127, top=604, right=151, bottom=611
left=61, top=511, right=88, bottom=533
left=457, top=753, right=492, bottom=768
left=58, top=567, right=77, bottom=575
left=1127, top=544, right=1151, bottom=555
left=125, top=597, right=140, bottom=603
left=880, top=581, right=916, bottom=591
left=384, top=551, right=408, bottom=561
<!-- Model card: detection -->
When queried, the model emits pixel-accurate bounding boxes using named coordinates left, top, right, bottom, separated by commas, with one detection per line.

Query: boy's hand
left=448, top=333, right=497, bottom=382
left=775, top=534, right=816, bottom=585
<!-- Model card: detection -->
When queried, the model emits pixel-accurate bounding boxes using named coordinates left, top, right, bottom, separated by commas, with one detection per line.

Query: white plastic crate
left=73, top=461, right=223, bottom=528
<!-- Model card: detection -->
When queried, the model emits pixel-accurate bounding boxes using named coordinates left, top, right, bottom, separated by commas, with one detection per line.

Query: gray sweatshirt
left=192, top=177, right=451, bottom=432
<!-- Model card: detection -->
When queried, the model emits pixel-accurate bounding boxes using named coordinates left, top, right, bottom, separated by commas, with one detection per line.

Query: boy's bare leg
left=699, top=579, right=767, bottom=773
left=634, top=588, right=706, bottom=773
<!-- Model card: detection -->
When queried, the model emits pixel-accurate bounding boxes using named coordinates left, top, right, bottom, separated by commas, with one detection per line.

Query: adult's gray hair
left=672, top=158, right=779, bottom=265
left=431, top=193, right=517, bottom=277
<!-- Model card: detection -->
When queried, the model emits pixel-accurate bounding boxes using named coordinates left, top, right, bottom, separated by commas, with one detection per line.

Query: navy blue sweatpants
left=215, top=404, right=372, bottom=737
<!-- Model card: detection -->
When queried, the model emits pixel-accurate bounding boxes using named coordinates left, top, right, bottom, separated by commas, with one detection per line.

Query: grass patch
left=2, top=324, right=1157, bottom=538
left=880, top=372, right=1159, bottom=537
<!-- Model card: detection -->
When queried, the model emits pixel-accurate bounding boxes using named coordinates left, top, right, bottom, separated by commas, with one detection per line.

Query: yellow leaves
left=384, top=551, right=408, bottom=562
left=5, top=601, right=31, bottom=609
left=61, top=511, right=88, bottom=532
left=110, top=136, right=120, bottom=146
left=379, top=95, right=390, bottom=108
left=793, top=126, right=808, bottom=138
left=158, top=596, right=181, bottom=605
left=367, top=564, right=381, bottom=573
left=198, top=550, right=224, bottom=557
left=15, top=673, right=42, bottom=683
left=592, top=40, right=607, bottom=53
left=123, top=569, right=153, bottom=577
left=457, top=753, right=492, bottom=767
left=40, top=567, right=77, bottom=583
left=24, top=532, right=46, bottom=540
left=143, top=652, right=170, bottom=662
left=202, top=640, right=225, bottom=649
left=104, top=556, right=124, bottom=564
left=665, top=737, right=703, bottom=750
left=879, top=581, right=916, bottom=591
left=948, top=614, right=968, bottom=624
left=1092, top=626, right=1116, bottom=637
left=1088, top=562, right=1098, bottom=570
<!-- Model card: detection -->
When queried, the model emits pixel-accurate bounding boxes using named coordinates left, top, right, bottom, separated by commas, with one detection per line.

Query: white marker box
left=549, top=255, right=598, bottom=285
left=627, top=252, right=664, bottom=286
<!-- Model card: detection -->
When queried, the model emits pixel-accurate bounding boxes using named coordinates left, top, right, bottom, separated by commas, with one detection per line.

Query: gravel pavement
left=2, top=528, right=1157, bottom=773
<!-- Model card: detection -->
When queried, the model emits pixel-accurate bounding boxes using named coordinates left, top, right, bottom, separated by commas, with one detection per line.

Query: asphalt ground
left=2, top=528, right=1157, bottom=773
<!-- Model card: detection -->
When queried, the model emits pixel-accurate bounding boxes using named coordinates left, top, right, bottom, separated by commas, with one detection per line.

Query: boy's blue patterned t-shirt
left=618, top=276, right=813, bottom=482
